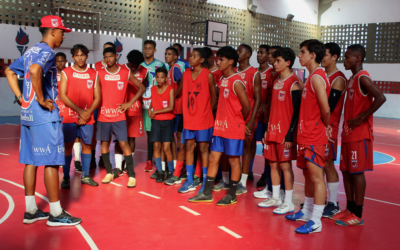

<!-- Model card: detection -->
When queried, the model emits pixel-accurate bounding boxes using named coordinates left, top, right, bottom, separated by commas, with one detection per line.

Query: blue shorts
left=96, top=121, right=128, bottom=142
left=93, top=109, right=99, bottom=124
left=182, top=127, right=213, bottom=144
left=20, top=122, right=65, bottom=166
left=62, top=123, right=94, bottom=144
left=210, top=136, right=244, bottom=156
left=255, top=121, right=267, bottom=142
left=173, top=115, right=180, bottom=133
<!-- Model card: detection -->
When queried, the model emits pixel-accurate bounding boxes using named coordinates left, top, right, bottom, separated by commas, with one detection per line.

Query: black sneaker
left=179, top=171, right=187, bottom=180
left=61, top=178, right=70, bottom=189
left=74, top=161, right=82, bottom=171
left=256, top=173, right=268, bottom=187
left=193, top=175, right=201, bottom=187
left=98, top=156, right=105, bottom=168
left=165, top=171, right=173, bottom=180
left=112, top=168, right=123, bottom=179
left=90, top=157, right=96, bottom=169
left=46, top=210, right=82, bottom=227
left=188, top=192, right=213, bottom=203
left=216, top=194, right=237, bottom=206
left=156, top=171, right=166, bottom=183
left=150, top=170, right=159, bottom=179
left=23, top=208, right=50, bottom=224
left=323, top=202, right=340, bottom=217
left=248, top=171, right=254, bottom=181
left=81, top=176, right=99, bottom=186
left=164, top=175, right=182, bottom=185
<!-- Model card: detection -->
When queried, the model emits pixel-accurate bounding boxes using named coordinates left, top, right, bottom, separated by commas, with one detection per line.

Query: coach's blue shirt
left=9, top=42, right=60, bottom=126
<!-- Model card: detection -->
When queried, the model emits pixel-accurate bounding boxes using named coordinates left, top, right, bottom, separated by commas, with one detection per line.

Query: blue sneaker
left=285, top=210, right=312, bottom=222
left=178, top=181, right=196, bottom=193
left=193, top=176, right=201, bottom=187
left=295, top=220, right=322, bottom=234
left=235, top=183, right=247, bottom=195
left=322, top=202, right=340, bottom=218
left=46, top=210, right=82, bottom=227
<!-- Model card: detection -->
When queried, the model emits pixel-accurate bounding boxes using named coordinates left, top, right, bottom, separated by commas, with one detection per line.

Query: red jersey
left=211, top=68, right=224, bottom=87
left=327, top=70, right=347, bottom=139
left=97, top=66, right=130, bottom=123
left=62, top=66, right=97, bottom=124
left=168, top=63, right=183, bottom=115
left=94, top=61, right=107, bottom=71
left=213, top=74, right=246, bottom=140
left=235, top=66, right=259, bottom=123
left=258, top=67, right=273, bottom=122
left=56, top=73, right=65, bottom=117
left=341, top=70, right=374, bottom=143
left=151, top=85, right=175, bottom=121
left=297, top=68, right=331, bottom=145
left=121, top=64, right=147, bottom=117
left=267, top=73, right=299, bottom=143
left=182, top=68, right=214, bottom=130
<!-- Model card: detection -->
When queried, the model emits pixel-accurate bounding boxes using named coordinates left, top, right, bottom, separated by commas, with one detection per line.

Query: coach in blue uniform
left=6, top=15, right=81, bottom=226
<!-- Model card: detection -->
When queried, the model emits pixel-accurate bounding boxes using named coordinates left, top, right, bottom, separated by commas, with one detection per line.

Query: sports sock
left=174, top=161, right=184, bottom=177
left=155, top=157, right=162, bottom=171
left=81, top=153, right=91, bottom=177
left=101, top=152, right=112, bottom=174
left=125, top=155, right=135, bottom=177
left=73, top=142, right=81, bottom=161
left=186, top=164, right=194, bottom=183
left=173, top=160, right=177, bottom=169
left=49, top=200, right=62, bottom=217
left=63, top=155, right=73, bottom=179
left=228, top=179, right=239, bottom=197
left=161, top=161, right=166, bottom=171
left=327, top=182, right=339, bottom=205
left=301, top=197, right=314, bottom=215
left=240, top=173, right=248, bottom=187
left=310, top=204, right=324, bottom=225
left=284, top=190, right=293, bottom=203
left=216, top=164, right=222, bottom=178
left=222, top=171, right=229, bottom=185
left=263, top=164, right=270, bottom=175
left=167, top=160, right=174, bottom=172
left=249, top=158, right=254, bottom=173
left=202, top=167, right=208, bottom=185
left=353, top=204, right=363, bottom=218
left=25, top=196, right=37, bottom=214
left=115, top=153, right=123, bottom=170
left=272, top=185, right=281, bottom=200
left=195, top=160, right=202, bottom=178
left=347, top=200, right=355, bottom=213
left=203, top=176, right=215, bottom=196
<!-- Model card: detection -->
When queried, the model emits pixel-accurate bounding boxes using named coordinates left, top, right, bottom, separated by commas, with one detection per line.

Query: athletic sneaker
left=90, top=157, right=96, bottom=169
left=248, top=172, right=254, bottom=181
left=322, top=202, right=340, bottom=218
left=179, top=171, right=187, bottom=180
left=216, top=194, right=237, bottom=206
left=193, top=175, right=201, bottom=187
left=165, top=171, right=173, bottom=180
left=46, top=210, right=82, bottom=227
left=102, top=173, right=114, bottom=184
left=253, top=186, right=272, bottom=199
left=329, top=209, right=351, bottom=221
left=178, top=181, right=196, bottom=193
left=74, top=161, right=82, bottom=171
left=112, top=168, right=123, bottom=179
left=127, top=177, right=136, bottom=188
left=98, top=156, right=105, bottom=168
left=295, top=220, right=322, bottom=234
left=144, top=160, right=153, bottom=172
left=258, top=197, right=282, bottom=208
left=61, top=178, right=70, bottom=189
left=335, top=213, right=364, bottom=226
left=188, top=192, right=213, bottom=203
left=23, top=208, right=50, bottom=224
left=212, top=180, right=230, bottom=192
left=285, top=210, right=312, bottom=222
left=164, top=175, right=181, bottom=185
left=256, top=173, right=268, bottom=187
left=156, top=171, right=166, bottom=183
left=273, top=202, right=295, bottom=215
left=81, top=176, right=99, bottom=186
left=235, top=183, right=247, bottom=195
left=150, top=170, right=159, bottom=179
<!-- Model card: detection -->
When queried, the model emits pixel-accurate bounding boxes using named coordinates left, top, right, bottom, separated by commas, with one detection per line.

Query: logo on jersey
left=221, top=79, right=228, bottom=87
left=262, top=80, right=268, bottom=89
left=302, top=87, right=307, bottom=99
left=196, top=82, right=202, bottom=90
left=105, top=74, right=120, bottom=81
left=15, top=27, right=29, bottom=56
left=113, top=37, right=123, bottom=63
left=57, top=75, right=61, bottom=82
left=224, top=88, right=229, bottom=98
left=261, top=73, right=266, bottom=80
left=349, top=89, right=355, bottom=100
left=51, top=19, right=59, bottom=27
left=117, top=81, right=124, bottom=90
left=134, top=70, right=140, bottom=77
left=348, top=79, right=354, bottom=88
left=38, top=52, right=51, bottom=66
left=87, top=80, right=94, bottom=89
left=240, top=73, right=246, bottom=79
left=274, top=82, right=284, bottom=89
left=351, top=160, right=358, bottom=169
left=163, top=101, right=168, bottom=108
left=325, top=147, right=329, bottom=158
left=284, top=149, right=290, bottom=158
left=73, top=72, right=90, bottom=79
left=278, top=91, right=285, bottom=101
left=214, top=117, right=229, bottom=131
left=33, top=144, right=52, bottom=155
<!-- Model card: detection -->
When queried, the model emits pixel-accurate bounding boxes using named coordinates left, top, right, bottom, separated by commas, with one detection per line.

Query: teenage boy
left=55, top=52, right=67, bottom=118
left=188, top=46, right=250, bottom=205
left=97, top=47, right=145, bottom=188
left=95, top=42, right=117, bottom=70
left=331, top=44, right=385, bottom=226
left=59, top=44, right=100, bottom=188
left=173, top=43, right=191, bottom=70
left=203, top=47, right=224, bottom=85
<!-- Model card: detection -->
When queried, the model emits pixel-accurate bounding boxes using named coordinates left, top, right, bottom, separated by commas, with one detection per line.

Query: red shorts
left=297, top=144, right=326, bottom=170
left=246, top=120, right=258, bottom=141
left=340, top=139, right=373, bottom=174
left=263, top=141, right=297, bottom=162
left=127, top=116, right=144, bottom=138
left=324, top=139, right=338, bottom=161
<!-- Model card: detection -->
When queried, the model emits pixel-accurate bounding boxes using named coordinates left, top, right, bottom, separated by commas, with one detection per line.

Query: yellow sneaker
left=102, top=173, right=114, bottom=184
left=127, top=177, right=136, bottom=188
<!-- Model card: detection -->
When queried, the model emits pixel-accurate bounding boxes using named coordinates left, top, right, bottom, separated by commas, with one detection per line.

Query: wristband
left=14, top=95, right=22, bottom=104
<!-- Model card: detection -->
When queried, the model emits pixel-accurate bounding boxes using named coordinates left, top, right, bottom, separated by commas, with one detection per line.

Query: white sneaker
left=273, top=202, right=295, bottom=214
left=258, top=197, right=282, bottom=208
left=280, top=189, right=285, bottom=202
left=253, top=186, right=272, bottom=199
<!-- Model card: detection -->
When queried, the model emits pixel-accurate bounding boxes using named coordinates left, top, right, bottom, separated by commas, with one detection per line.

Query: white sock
left=310, top=204, right=325, bottom=225
left=284, top=189, right=293, bottom=204
left=73, top=142, right=81, bottom=161
left=115, top=154, right=123, bottom=170
left=272, top=185, right=281, bottom=200
left=25, top=196, right=37, bottom=214
left=49, top=200, right=62, bottom=217
left=173, top=160, right=177, bottom=169
left=222, top=171, right=229, bottom=184
left=162, top=161, right=166, bottom=171
left=240, top=173, right=248, bottom=187
left=301, top=196, right=314, bottom=215
left=328, top=182, right=339, bottom=205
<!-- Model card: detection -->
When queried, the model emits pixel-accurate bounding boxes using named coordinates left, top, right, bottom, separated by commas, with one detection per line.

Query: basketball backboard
left=205, top=21, right=228, bottom=47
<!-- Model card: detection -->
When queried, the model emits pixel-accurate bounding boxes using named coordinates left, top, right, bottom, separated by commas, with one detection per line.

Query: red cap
left=40, top=15, right=72, bottom=33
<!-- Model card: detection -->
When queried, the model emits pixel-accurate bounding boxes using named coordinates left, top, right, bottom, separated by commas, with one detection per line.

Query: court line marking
left=110, top=182, right=122, bottom=187
left=179, top=206, right=201, bottom=216
left=0, top=137, right=20, bottom=140
left=389, top=163, right=400, bottom=166
left=218, top=226, right=242, bottom=239
left=138, top=191, right=161, bottom=199
left=0, top=178, right=99, bottom=250
left=374, top=142, right=400, bottom=147
left=0, top=190, right=15, bottom=224
left=0, top=153, right=9, bottom=156
left=5, top=123, right=19, bottom=126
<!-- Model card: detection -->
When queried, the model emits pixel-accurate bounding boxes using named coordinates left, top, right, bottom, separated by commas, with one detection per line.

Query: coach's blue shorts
left=62, top=123, right=94, bottom=144
left=255, top=121, right=267, bottom=142
left=210, top=136, right=244, bottom=156
left=182, top=127, right=213, bottom=144
left=20, top=122, right=65, bottom=166
left=93, top=109, right=99, bottom=124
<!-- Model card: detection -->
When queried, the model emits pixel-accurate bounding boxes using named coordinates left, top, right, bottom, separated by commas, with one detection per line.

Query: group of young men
left=6, top=15, right=386, bottom=234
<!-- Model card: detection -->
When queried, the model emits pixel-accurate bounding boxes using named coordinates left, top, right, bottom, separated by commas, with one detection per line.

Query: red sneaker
left=335, top=213, right=364, bottom=226
left=144, top=160, right=153, bottom=172
left=329, top=209, right=351, bottom=220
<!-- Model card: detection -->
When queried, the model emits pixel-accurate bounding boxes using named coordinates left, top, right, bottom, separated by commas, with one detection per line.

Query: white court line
left=5, top=123, right=19, bottom=126
left=218, top=226, right=242, bottom=239
left=179, top=206, right=201, bottom=216
left=75, top=171, right=82, bottom=174
left=135, top=149, right=147, bottom=153
left=0, top=178, right=99, bottom=250
left=138, top=191, right=161, bottom=199
left=388, top=162, right=400, bottom=166
left=374, top=142, right=400, bottom=147
left=0, top=190, right=15, bottom=224
left=110, top=182, right=122, bottom=187
left=0, top=137, right=20, bottom=140
left=0, top=153, right=9, bottom=156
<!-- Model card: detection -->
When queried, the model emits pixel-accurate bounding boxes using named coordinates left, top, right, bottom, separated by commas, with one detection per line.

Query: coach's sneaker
left=256, top=173, right=268, bottom=187
left=235, top=183, right=248, bottom=195
left=188, top=192, right=213, bottom=203
left=273, top=202, right=295, bottom=215
left=145, top=160, right=153, bottom=172
left=81, top=176, right=99, bottom=186
left=216, top=194, right=237, bottom=206
left=335, top=213, right=364, bottom=226
left=258, top=197, right=282, bottom=208
left=61, top=178, right=70, bottom=189
left=253, top=186, right=272, bottom=199
left=150, top=170, right=159, bottom=179
left=112, top=168, right=123, bottom=179
left=102, top=174, right=114, bottom=184
left=23, top=208, right=50, bottom=224
left=178, top=181, right=196, bottom=193
left=165, top=175, right=181, bottom=185
left=156, top=171, right=166, bottom=183
left=295, top=220, right=322, bottom=234
left=213, top=180, right=230, bottom=192
left=329, top=209, right=351, bottom=221
left=46, top=210, right=82, bottom=227
left=127, top=177, right=137, bottom=188
left=285, top=210, right=312, bottom=222
left=322, top=202, right=340, bottom=218
left=193, top=176, right=201, bottom=187
left=74, top=161, right=82, bottom=171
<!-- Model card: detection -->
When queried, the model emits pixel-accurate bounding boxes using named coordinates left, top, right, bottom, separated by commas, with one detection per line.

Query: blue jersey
left=178, top=58, right=190, bottom=71
left=9, top=42, right=59, bottom=126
